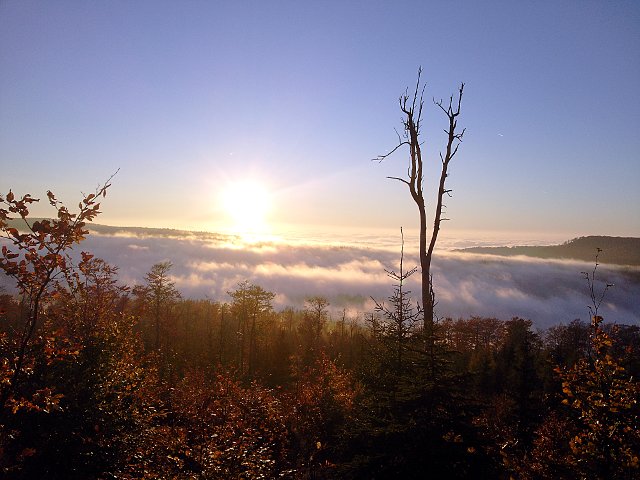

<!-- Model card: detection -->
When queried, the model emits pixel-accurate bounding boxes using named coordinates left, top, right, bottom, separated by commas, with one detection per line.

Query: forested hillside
left=1, top=189, right=639, bottom=479
left=457, top=236, right=640, bottom=266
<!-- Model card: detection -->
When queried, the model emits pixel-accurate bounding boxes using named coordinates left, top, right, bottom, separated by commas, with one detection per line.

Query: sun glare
left=220, top=180, right=272, bottom=232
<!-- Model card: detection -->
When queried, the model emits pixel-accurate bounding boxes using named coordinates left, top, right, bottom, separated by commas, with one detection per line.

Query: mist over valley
left=4, top=223, right=634, bottom=329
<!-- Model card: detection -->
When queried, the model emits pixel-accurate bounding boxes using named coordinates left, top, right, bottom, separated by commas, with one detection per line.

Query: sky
left=1, top=0, right=639, bottom=242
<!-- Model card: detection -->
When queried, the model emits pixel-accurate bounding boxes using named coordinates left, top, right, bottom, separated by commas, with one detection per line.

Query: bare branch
left=411, top=67, right=422, bottom=115
left=456, top=83, right=465, bottom=113
left=450, top=144, right=460, bottom=159
left=373, top=141, right=410, bottom=163
left=394, top=127, right=403, bottom=144
left=387, top=176, right=411, bottom=186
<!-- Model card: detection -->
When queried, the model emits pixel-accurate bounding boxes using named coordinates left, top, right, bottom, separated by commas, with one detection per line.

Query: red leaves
left=18, top=447, right=37, bottom=460
left=1, top=191, right=40, bottom=223
left=22, top=194, right=38, bottom=205
left=8, top=387, right=65, bottom=415
left=1, top=245, right=18, bottom=260
left=0, top=183, right=112, bottom=296
left=41, top=329, right=81, bottom=366
left=81, top=252, right=94, bottom=263
left=0, top=180, right=113, bottom=425
left=159, top=369, right=290, bottom=478
left=31, top=219, right=51, bottom=234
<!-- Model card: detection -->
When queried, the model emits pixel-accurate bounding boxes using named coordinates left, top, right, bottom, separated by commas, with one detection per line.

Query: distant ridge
left=6, top=220, right=638, bottom=266
left=455, top=236, right=640, bottom=266
left=4, top=218, right=232, bottom=242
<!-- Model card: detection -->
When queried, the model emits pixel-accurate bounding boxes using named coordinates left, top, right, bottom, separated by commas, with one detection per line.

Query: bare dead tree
left=375, top=68, right=465, bottom=353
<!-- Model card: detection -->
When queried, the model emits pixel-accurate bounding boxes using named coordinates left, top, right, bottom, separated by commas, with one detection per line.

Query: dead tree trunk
left=376, top=68, right=465, bottom=355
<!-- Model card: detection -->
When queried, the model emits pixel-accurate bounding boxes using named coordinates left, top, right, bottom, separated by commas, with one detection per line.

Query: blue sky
left=1, top=1, right=639, bottom=240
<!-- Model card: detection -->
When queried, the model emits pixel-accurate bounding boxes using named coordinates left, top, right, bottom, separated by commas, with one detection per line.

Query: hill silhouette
left=4, top=218, right=232, bottom=242
left=456, top=236, right=640, bottom=266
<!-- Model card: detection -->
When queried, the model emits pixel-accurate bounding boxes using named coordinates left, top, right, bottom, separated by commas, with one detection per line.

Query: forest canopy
left=1, top=185, right=639, bottom=479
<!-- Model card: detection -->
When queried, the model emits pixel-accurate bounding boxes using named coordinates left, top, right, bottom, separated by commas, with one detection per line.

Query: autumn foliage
left=557, top=316, right=640, bottom=477
left=1, top=184, right=639, bottom=479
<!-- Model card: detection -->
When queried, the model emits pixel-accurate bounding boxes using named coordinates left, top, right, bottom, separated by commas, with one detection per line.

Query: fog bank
left=64, top=231, right=640, bottom=329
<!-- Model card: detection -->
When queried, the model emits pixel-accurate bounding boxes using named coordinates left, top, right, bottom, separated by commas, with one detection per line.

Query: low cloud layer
left=3, top=231, right=638, bottom=329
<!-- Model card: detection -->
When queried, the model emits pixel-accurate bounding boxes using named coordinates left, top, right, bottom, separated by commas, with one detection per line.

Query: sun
left=220, top=180, right=272, bottom=232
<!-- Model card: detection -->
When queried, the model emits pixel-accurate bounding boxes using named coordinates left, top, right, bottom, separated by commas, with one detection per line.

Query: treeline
left=1, top=187, right=639, bottom=479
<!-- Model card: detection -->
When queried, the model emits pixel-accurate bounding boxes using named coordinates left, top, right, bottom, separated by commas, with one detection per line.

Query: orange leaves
left=82, top=193, right=96, bottom=206
left=80, top=251, right=94, bottom=263
left=0, top=182, right=113, bottom=299
left=31, top=218, right=51, bottom=234
left=1, top=245, right=18, bottom=260
left=17, top=447, right=36, bottom=461
left=284, top=353, right=361, bottom=473
left=31, top=388, right=64, bottom=413
left=556, top=317, right=640, bottom=475
left=131, top=368, right=292, bottom=479
left=8, top=388, right=64, bottom=414
left=0, top=180, right=114, bottom=428
left=1, top=190, right=39, bottom=221
left=42, top=331, right=81, bottom=365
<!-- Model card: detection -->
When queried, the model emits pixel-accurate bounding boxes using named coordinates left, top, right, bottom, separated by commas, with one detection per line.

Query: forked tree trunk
left=376, top=68, right=465, bottom=360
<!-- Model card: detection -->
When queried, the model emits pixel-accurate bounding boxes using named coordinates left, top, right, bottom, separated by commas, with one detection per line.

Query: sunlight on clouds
left=253, top=259, right=388, bottom=283
left=219, top=179, right=272, bottom=234
left=190, top=261, right=251, bottom=273
left=62, top=229, right=640, bottom=328
left=495, top=287, right=528, bottom=300
left=457, top=280, right=482, bottom=307
left=127, top=244, right=149, bottom=250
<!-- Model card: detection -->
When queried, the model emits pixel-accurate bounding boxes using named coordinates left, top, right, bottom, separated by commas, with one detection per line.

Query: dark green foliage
left=494, top=318, right=545, bottom=445
left=545, top=319, right=590, bottom=367
left=339, top=261, right=501, bottom=479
